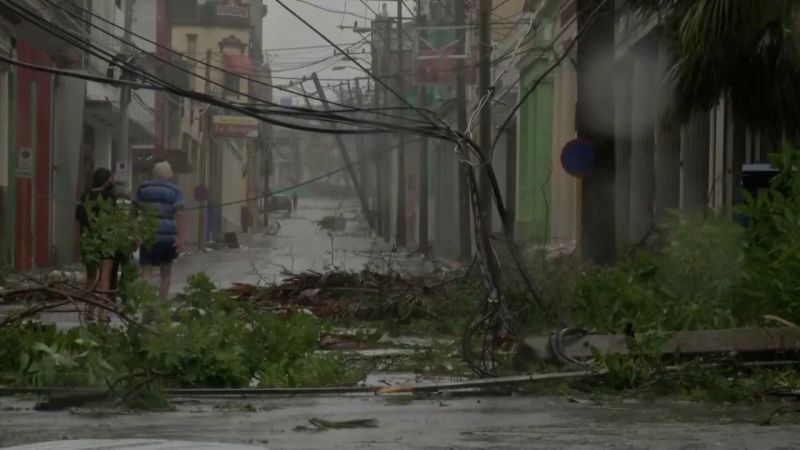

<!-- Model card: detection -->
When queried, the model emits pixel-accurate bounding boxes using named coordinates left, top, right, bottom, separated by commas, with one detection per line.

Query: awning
left=223, top=53, right=253, bottom=75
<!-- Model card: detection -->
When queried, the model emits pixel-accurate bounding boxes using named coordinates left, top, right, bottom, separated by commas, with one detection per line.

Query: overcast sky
left=263, top=0, right=405, bottom=102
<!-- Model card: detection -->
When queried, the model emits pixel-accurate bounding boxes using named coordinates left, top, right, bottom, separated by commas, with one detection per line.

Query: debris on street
left=307, top=417, right=379, bottom=430
left=518, top=327, right=800, bottom=366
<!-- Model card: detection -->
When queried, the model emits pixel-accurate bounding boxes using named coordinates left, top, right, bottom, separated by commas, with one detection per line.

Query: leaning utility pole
left=478, top=0, right=493, bottom=234
left=395, top=1, right=407, bottom=247
left=455, top=0, right=472, bottom=261
left=118, top=0, right=134, bottom=193
left=378, top=16, right=393, bottom=241
left=353, top=79, right=371, bottom=227
left=311, top=73, right=374, bottom=228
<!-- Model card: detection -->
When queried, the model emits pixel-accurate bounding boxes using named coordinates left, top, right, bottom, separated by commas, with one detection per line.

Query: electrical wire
left=183, top=133, right=430, bottom=212
left=273, top=0, right=443, bottom=129
left=0, top=52, right=445, bottom=139
left=292, top=0, right=373, bottom=21
left=17, top=0, right=451, bottom=138
left=42, top=0, right=427, bottom=128
left=490, top=0, right=609, bottom=154
left=265, top=41, right=364, bottom=52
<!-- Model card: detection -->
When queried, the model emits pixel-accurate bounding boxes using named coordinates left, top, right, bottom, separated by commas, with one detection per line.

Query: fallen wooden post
left=517, top=327, right=800, bottom=365
left=375, top=370, right=607, bottom=394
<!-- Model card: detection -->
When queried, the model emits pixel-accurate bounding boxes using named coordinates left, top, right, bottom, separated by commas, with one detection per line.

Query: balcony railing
left=169, top=0, right=250, bottom=28
left=216, top=2, right=249, bottom=18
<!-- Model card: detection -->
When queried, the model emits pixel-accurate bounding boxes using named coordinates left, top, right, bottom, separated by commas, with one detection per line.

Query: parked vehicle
left=268, top=194, right=293, bottom=214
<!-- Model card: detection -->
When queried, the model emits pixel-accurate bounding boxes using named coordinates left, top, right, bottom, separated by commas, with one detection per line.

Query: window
left=186, top=34, right=198, bottom=59
left=223, top=73, right=241, bottom=94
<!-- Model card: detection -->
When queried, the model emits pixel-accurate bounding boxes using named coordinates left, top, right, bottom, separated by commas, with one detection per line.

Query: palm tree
left=629, top=0, right=800, bottom=142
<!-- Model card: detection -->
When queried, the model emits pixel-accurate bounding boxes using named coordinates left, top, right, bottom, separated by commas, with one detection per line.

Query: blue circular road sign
left=560, top=138, right=595, bottom=178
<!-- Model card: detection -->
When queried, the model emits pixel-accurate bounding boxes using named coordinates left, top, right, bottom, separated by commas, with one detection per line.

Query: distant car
left=268, top=194, right=293, bottom=214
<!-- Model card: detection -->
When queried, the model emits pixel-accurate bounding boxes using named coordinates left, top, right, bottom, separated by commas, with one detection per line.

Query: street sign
left=193, top=184, right=210, bottom=202
left=16, top=147, right=33, bottom=175
left=212, top=115, right=259, bottom=138
left=560, top=138, right=595, bottom=178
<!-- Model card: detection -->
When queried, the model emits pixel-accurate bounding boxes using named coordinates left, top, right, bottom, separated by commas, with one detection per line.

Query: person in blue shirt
left=134, top=161, right=185, bottom=298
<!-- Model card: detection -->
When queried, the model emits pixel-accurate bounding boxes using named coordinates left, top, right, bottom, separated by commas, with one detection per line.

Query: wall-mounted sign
left=212, top=115, right=259, bottom=138
left=17, top=147, right=33, bottom=175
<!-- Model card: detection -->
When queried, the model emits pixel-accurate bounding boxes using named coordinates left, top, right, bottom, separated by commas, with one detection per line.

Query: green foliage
left=80, top=199, right=157, bottom=269
left=570, top=214, right=745, bottom=333
left=736, top=146, right=800, bottom=320
left=0, top=324, right=120, bottom=388
left=567, top=146, right=800, bottom=395
left=0, top=273, right=352, bottom=407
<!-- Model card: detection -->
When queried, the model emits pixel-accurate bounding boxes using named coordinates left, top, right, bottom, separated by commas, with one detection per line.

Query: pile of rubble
left=228, top=270, right=438, bottom=320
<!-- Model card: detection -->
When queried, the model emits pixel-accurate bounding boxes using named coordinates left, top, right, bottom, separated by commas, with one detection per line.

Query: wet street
left=170, top=197, right=441, bottom=293
left=2, top=395, right=800, bottom=449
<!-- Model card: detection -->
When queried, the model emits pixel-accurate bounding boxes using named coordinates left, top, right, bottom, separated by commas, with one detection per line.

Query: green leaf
left=32, top=342, right=55, bottom=355
left=51, top=353, right=78, bottom=369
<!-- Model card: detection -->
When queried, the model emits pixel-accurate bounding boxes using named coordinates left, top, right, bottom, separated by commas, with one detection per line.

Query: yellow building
left=169, top=0, right=269, bottom=239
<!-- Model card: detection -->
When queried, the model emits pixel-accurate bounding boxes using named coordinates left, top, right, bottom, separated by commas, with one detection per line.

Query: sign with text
left=212, top=115, right=259, bottom=138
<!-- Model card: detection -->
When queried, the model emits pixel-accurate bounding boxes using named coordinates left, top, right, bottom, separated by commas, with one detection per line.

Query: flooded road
left=1, top=395, right=799, bottom=449
left=170, top=197, right=442, bottom=293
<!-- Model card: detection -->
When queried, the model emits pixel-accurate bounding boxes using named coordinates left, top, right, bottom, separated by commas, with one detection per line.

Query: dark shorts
left=140, top=240, right=177, bottom=267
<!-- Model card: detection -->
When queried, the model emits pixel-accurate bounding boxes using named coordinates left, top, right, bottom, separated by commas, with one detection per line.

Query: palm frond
left=656, top=0, right=800, bottom=137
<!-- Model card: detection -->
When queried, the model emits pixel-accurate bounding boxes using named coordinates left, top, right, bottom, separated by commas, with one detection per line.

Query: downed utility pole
left=311, top=73, right=374, bottom=228
left=519, top=327, right=800, bottom=365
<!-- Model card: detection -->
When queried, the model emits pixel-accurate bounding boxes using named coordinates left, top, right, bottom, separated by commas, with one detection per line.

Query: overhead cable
left=42, top=0, right=427, bottom=127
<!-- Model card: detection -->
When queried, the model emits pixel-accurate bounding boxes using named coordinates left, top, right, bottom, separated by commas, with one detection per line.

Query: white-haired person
left=133, top=161, right=185, bottom=298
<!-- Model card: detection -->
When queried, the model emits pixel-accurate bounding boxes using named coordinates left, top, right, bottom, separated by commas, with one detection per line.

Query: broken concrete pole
left=518, top=327, right=800, bottom=364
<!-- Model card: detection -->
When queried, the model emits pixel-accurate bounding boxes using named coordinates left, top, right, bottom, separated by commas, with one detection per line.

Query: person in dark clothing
left=109, top=194, right=134, bottom=293
left=75, top=167, right=116, bottom=322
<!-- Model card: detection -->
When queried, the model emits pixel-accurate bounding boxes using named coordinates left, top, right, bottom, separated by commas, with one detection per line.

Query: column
left=628, top=43, right=657, bottom=244
left=679, top=110, right=710, bottom=213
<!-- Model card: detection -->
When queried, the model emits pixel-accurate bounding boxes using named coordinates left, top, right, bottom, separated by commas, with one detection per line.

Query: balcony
left=169, top=0, right=251, bottom=28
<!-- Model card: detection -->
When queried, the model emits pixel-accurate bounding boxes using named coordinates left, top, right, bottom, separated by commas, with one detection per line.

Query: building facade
left=169, top=0, right=269, bottom=239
